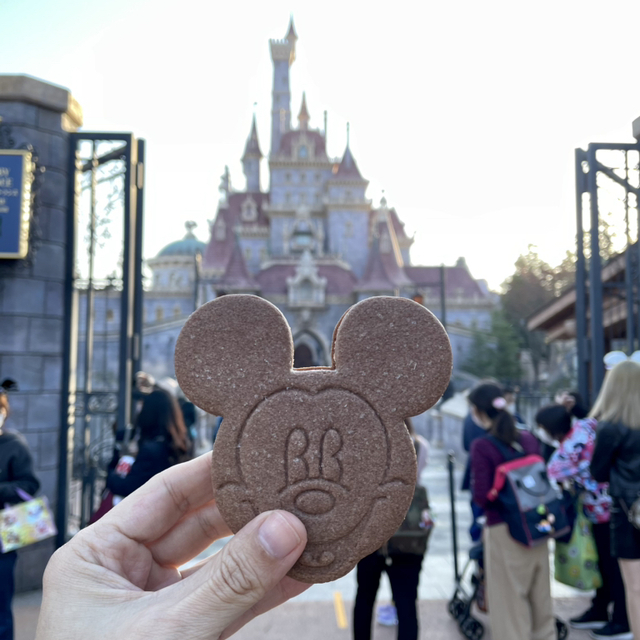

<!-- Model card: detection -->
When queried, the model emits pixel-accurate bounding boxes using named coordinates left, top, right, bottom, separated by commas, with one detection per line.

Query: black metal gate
left=57, top=133, right=145, bottom=543
left=575, top=142, right=640, bottom=404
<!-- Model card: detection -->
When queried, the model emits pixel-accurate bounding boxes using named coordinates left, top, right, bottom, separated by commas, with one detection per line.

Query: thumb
left=180, top=510, right=307, bottom=636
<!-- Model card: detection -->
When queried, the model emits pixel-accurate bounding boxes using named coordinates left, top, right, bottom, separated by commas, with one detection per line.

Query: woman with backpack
left=591, top=359, right=640, bottom=640
left=469, top=383, right=556, bottom=640
left=106, top=389, right=191, bottom=497
left=536, top=403, right=630, bottom=639
left=352, top=419, right=430, bottom=640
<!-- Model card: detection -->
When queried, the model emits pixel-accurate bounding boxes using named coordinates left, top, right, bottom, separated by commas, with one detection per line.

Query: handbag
left=554, top=497, right=602, bottom=590
left=89, top=454, right=134, bottom=524
left=0, top=488, right=57, bottom=553
left=619, top=494, right=640, bottom=530
left=385, top=484, right=434, bottom=556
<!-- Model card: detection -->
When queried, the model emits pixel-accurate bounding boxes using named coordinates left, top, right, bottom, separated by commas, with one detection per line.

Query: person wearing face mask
left=0, top=380, right=40, bottom=640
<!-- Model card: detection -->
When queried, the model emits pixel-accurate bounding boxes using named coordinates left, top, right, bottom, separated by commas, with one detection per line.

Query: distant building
left=82, top=19, right=495, bottom=385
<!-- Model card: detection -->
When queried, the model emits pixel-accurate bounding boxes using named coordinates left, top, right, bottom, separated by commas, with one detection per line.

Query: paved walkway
left=15, top=591, right=593, bottom=640
left=13, top=447, right=598, bottom=639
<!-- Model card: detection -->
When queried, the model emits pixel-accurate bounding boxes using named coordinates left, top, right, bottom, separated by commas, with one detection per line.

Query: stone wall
left=0, top=75, right=82, bottom=591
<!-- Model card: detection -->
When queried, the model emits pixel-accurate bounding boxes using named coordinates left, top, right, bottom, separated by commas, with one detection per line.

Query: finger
left=148, top=500, right=232, bottom=567
left=172, top=510, right=307, bottom=635
left=219, top=577, right=311, bottom=640
left=100, top=451, right=215, bottom=543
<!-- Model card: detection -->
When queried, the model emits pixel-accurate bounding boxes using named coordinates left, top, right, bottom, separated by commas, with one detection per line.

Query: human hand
left=36, top=452, right=309, bottom=640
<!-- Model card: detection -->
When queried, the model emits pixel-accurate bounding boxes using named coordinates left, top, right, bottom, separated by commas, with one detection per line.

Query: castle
left=138, top=19, right=495, bottom=381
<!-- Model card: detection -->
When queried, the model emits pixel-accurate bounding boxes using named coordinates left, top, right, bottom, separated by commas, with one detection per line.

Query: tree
left=501, top=246, right=555, bottom=387
left=463, top=310, right=522, bottom=383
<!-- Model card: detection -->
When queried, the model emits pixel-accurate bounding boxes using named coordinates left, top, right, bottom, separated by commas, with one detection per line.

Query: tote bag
left=554, top=498, right=602, bottom=590
left=1, top=489, right=57, bottom=553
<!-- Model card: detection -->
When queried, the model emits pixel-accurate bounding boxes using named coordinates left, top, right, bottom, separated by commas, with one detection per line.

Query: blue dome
left=158, top=237, right=205, bottom=257
left=157, top=223, right=206, bottom=257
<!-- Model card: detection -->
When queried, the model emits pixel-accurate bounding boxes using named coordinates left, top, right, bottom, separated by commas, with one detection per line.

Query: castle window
left=241, top=196, right=258, bottom=222
left=173, top=305, right=181, bottom=319
left=245, top=247, right=252, bottom=261
left=156, top=307, right=164, bottom=322
left=315, top=173, right=321, bottom=183
left=300, top=173, right=306, bottom=183
left=260, top=247, right=268, bottom=262
left=106, top=309, right=114, bottom=321
left=345, top=190, right=353, bottom=202
left=299, top=192, right=307, bottom=204
left=298, top=145, right=308, bottom=159
left=314, top=193, right=321, bottom=204
left=285, top=192, right=291, bottom=204
left=285, top=172, right=291, bottom=183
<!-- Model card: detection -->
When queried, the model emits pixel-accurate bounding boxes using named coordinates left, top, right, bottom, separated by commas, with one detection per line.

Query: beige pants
left=484, top=523, right=555, bottom=640
left=619, top=559, right=640, bottom=637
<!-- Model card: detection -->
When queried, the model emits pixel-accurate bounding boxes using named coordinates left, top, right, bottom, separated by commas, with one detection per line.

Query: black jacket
left=591, top=421, right=640, bottom=501
left=0, top=431, right=40, bottom=504
left=106, top=439, right=175, bottom=497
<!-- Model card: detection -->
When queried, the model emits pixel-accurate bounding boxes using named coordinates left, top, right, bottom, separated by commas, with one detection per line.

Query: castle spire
left=242, top=114, right=262, bottom=192
left=298, top=92, right=310, bottom=130
left=286, top=15, right=298, bottom=46
left=242, top=113, right=262, bottom=160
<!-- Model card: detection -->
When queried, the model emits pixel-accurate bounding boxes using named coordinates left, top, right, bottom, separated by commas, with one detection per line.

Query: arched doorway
left=293, top=344, right=314, bottom=368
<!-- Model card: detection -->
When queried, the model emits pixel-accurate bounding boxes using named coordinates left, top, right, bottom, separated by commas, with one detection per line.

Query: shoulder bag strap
left=487, top=435, right=524, bottom=462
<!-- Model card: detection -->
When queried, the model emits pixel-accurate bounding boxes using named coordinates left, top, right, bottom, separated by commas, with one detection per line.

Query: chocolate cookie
left=175, top=295, right=452, bottom=583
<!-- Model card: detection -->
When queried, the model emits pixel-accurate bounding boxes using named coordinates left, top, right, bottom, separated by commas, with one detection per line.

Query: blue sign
left=0, top=150, right=33, bottom=259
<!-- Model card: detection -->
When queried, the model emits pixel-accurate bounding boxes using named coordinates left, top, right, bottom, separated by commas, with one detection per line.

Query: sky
left=2, top=0, right=640, bottom=289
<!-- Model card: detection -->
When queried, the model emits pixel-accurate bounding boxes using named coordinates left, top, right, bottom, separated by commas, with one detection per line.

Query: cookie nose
left=295, top=490, right=335, bottom=515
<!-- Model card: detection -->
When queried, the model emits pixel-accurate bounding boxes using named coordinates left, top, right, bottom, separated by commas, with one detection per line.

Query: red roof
left=359, top=215, right=411, bottom=291
left=256, top=263, right=357, bottom=295
left=202, top=192, right=269, bottom=271
left=405, top=266, right=486, bottom=298
left=218, top=238, right=258, bottom=290
left=332, top=146, right=364, bottom=180
left=278, top=130, right=327, bottom=158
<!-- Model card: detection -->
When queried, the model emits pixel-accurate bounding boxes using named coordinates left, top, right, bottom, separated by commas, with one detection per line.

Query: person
left=35, top=451, right=309, bottom=640
left=591, top=359, right=640, bottom=640
left=469, top=383, right=555, bottom=640
left=106, top=389, right=191, bottom=497
left=537, top=403, right=631, bottom=639
left=461, top=408, right=487, bottom=542
left=0, top=383, right=40, bottom=640
left=353, top=419, right=429, bottom=640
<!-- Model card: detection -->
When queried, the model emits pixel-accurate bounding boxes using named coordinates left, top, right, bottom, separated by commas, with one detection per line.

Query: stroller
left=446, top=454, right=569, bottom=640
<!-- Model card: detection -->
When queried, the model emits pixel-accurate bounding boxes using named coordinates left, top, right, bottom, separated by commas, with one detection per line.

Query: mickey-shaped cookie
left=175, top=294, right=452, bottom=583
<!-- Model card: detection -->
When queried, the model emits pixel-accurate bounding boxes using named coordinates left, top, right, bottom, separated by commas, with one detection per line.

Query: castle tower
left=242, top=114, right=262, bottom=192
left=269, top=17, right=297, bottom=156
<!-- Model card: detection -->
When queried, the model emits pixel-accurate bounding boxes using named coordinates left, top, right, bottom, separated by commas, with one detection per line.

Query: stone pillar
left=0, top=76, right=82, bottom=591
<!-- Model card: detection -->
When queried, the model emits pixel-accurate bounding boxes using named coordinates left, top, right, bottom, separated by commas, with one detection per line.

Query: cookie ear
left=333, top=297, right=452, bottom=417
left=174, top=295, right=293, bottom=416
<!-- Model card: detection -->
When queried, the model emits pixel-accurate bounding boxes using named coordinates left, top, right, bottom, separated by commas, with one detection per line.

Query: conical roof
left=335, top=145, right=363, bottom=179
left=242, top=114, right=262, bottom=160
left=219, top=236, right=259, bottom=291
left=286, top=16, right=298, bottom=42
left=298, top=92, right=310, bottom=130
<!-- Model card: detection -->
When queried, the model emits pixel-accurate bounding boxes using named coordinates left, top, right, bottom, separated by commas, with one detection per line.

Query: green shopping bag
left=554, top=499, right=602, bottom=591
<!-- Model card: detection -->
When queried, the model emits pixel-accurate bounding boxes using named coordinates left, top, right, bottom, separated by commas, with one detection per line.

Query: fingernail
left=258, top=512, right=302, bottom=559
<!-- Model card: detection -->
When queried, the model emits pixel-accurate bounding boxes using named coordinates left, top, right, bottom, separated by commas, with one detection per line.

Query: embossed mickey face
left=175, top=294, right=452, bottom=583
left=240, top=388, right=388, bottom=543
